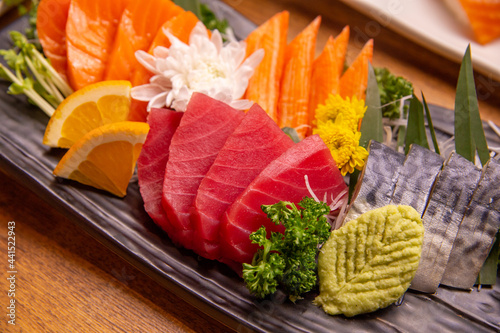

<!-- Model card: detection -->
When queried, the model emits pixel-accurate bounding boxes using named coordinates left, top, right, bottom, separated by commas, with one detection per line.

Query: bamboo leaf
left=454, top=45, right=490, bottom=166
left=405, top=95, right=429, bottom=154
left=421, top=93, right=440, bottom=155
left=359, top=63, right=383, bottom=148
left=476, top=230, right=499, bottom=286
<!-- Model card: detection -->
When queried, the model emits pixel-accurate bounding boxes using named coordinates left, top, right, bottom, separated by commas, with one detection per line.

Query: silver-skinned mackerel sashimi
left=137, top=108, right=183, bottom=237
left=191, top=103, right=294, bottom=260
left=162, top=93, right=245, bottom=250
left=219, top=134, right=348, bottom=265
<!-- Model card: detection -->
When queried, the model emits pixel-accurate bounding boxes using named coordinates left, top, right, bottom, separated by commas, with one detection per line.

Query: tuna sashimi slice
left=162, top=93, right=245, bottom=249
left=192, top=103, right=294, bottom=260
left=137, top=108, right=182, bottom=236
left=219, top=134, right=348, bottom=265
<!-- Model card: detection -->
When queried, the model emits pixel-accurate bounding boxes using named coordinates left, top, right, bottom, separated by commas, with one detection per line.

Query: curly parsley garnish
left=242, top=197, right=331, bottom=300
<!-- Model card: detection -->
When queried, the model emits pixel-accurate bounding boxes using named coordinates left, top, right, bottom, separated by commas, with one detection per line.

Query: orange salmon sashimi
left=339, top=38, right=373, bottom=102
left=277, top=16, right=321, bottom=139
left=66, top=0, right=130, bottom=90
left=308, top=26, right=349, bottom=135
left=459, top=0, right=500, bottom=44
left=36, top=0, right=71, bottom=80
left=243, top=11, right=289, bottom=123
left=131, top=10, right=200, bottom=87
left=104, top=0, right=183, bottom=81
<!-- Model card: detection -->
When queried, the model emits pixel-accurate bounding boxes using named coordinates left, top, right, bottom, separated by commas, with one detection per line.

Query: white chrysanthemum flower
left=131, top=22, right=264, bottom=112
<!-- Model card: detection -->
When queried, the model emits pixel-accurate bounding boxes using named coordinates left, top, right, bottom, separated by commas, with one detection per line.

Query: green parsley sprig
left=242, top=197, right=331, bottom=300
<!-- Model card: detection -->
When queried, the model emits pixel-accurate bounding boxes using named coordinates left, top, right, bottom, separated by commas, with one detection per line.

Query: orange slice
left=53, top=121, right=150, bottom=197
left=43, top=80, right=132, bottom=148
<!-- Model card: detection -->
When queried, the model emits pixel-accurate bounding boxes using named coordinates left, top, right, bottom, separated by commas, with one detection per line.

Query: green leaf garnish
left=454, top=45, right=489, bottom=166
left=421, top=93, right=440, bottom=155
left=359, top=63, right=384, bottom=148
left=476, top=230, right=499, bottom=286
left=405, top=95, right=429, bottom=154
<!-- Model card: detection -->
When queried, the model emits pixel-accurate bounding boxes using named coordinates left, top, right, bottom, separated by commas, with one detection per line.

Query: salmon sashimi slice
left=104, top=0, right=183, bottom=81
left=219, top=134, right=348, bottom=265
left=161, top=93, right=245, bottom=250
left=243, top=11, right=289, bottom=123
left=36, top=0, right=71, bottom=80
left=191, top=103, right=294, bottom=260
left=277, top=16, right=321, bottom=139
left=308, top=26, right=349, bottom=135
left=459, top=0, right=500, bottom=44
left=339, top=39, right=373, bottom=102
left=65, top=0, right=130, bottom=90
left=137, top=108, right=183, bottom=236
left=131, top=10, right=200, bottom=87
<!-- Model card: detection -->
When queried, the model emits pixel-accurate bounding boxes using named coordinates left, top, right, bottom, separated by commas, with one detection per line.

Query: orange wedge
left=459, top=0, right=500, bottom=44
left=244, top=10, right=289, bottom=123
left=339, top=39, right=373, bottom=101
left=43, top=80, right=132, bottom=148
left=278, top=16, right=321, bottom=139
left=308, top=26, right=350, bottom=135
left=53, top=122, right=149, bottom=197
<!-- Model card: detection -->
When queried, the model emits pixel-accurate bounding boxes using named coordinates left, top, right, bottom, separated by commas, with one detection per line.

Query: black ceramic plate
left=1, top=2, right=499, bottom=332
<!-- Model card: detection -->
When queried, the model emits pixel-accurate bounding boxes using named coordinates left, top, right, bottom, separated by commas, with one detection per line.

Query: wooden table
left=1, top=1, right=499, bottom=332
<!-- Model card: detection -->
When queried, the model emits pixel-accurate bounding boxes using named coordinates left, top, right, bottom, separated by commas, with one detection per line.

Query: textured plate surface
left=1, top=4, right=500, bottom=332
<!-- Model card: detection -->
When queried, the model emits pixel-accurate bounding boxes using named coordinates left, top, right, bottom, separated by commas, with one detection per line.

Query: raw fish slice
left=66, top=0, right=130, bottom=90
left=219, top=134, right=348, bottom=264
left=345, top=141, right=405, bottom=223
left=137, top=108, right=182, bottom=236
left=104, top=0, right=183, bottom=81
left=36, top=0, right=71, bottom=80
left=410, top=152, right=482, bottom=293
left=390, top=144, right=444, bottom=215
left=162, top=93, right=245, bottom=249
left=441, top=158, right=500, bottom=289
left=192, top=104, right=294, bottom=259
left=244, top=11, right=289, bottom=122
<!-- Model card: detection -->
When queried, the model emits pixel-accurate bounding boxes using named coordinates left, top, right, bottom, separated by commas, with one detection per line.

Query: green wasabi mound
left=314, top=205, right=424, bottom=317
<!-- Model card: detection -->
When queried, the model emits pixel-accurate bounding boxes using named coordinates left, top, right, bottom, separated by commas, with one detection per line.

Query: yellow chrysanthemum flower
left=314, top=94, right=367, bottom=132
left=313, top=118, right=369, bottom=176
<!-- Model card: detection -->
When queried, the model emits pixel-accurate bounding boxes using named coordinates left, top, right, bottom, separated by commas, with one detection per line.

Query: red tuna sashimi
left=162, top=93, right=245, bottom=249
left=191, top=103, right=294, bottom=260
left=137, top=108, right=183, bottom=235
left=219, top=134, right=348, bottom=264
